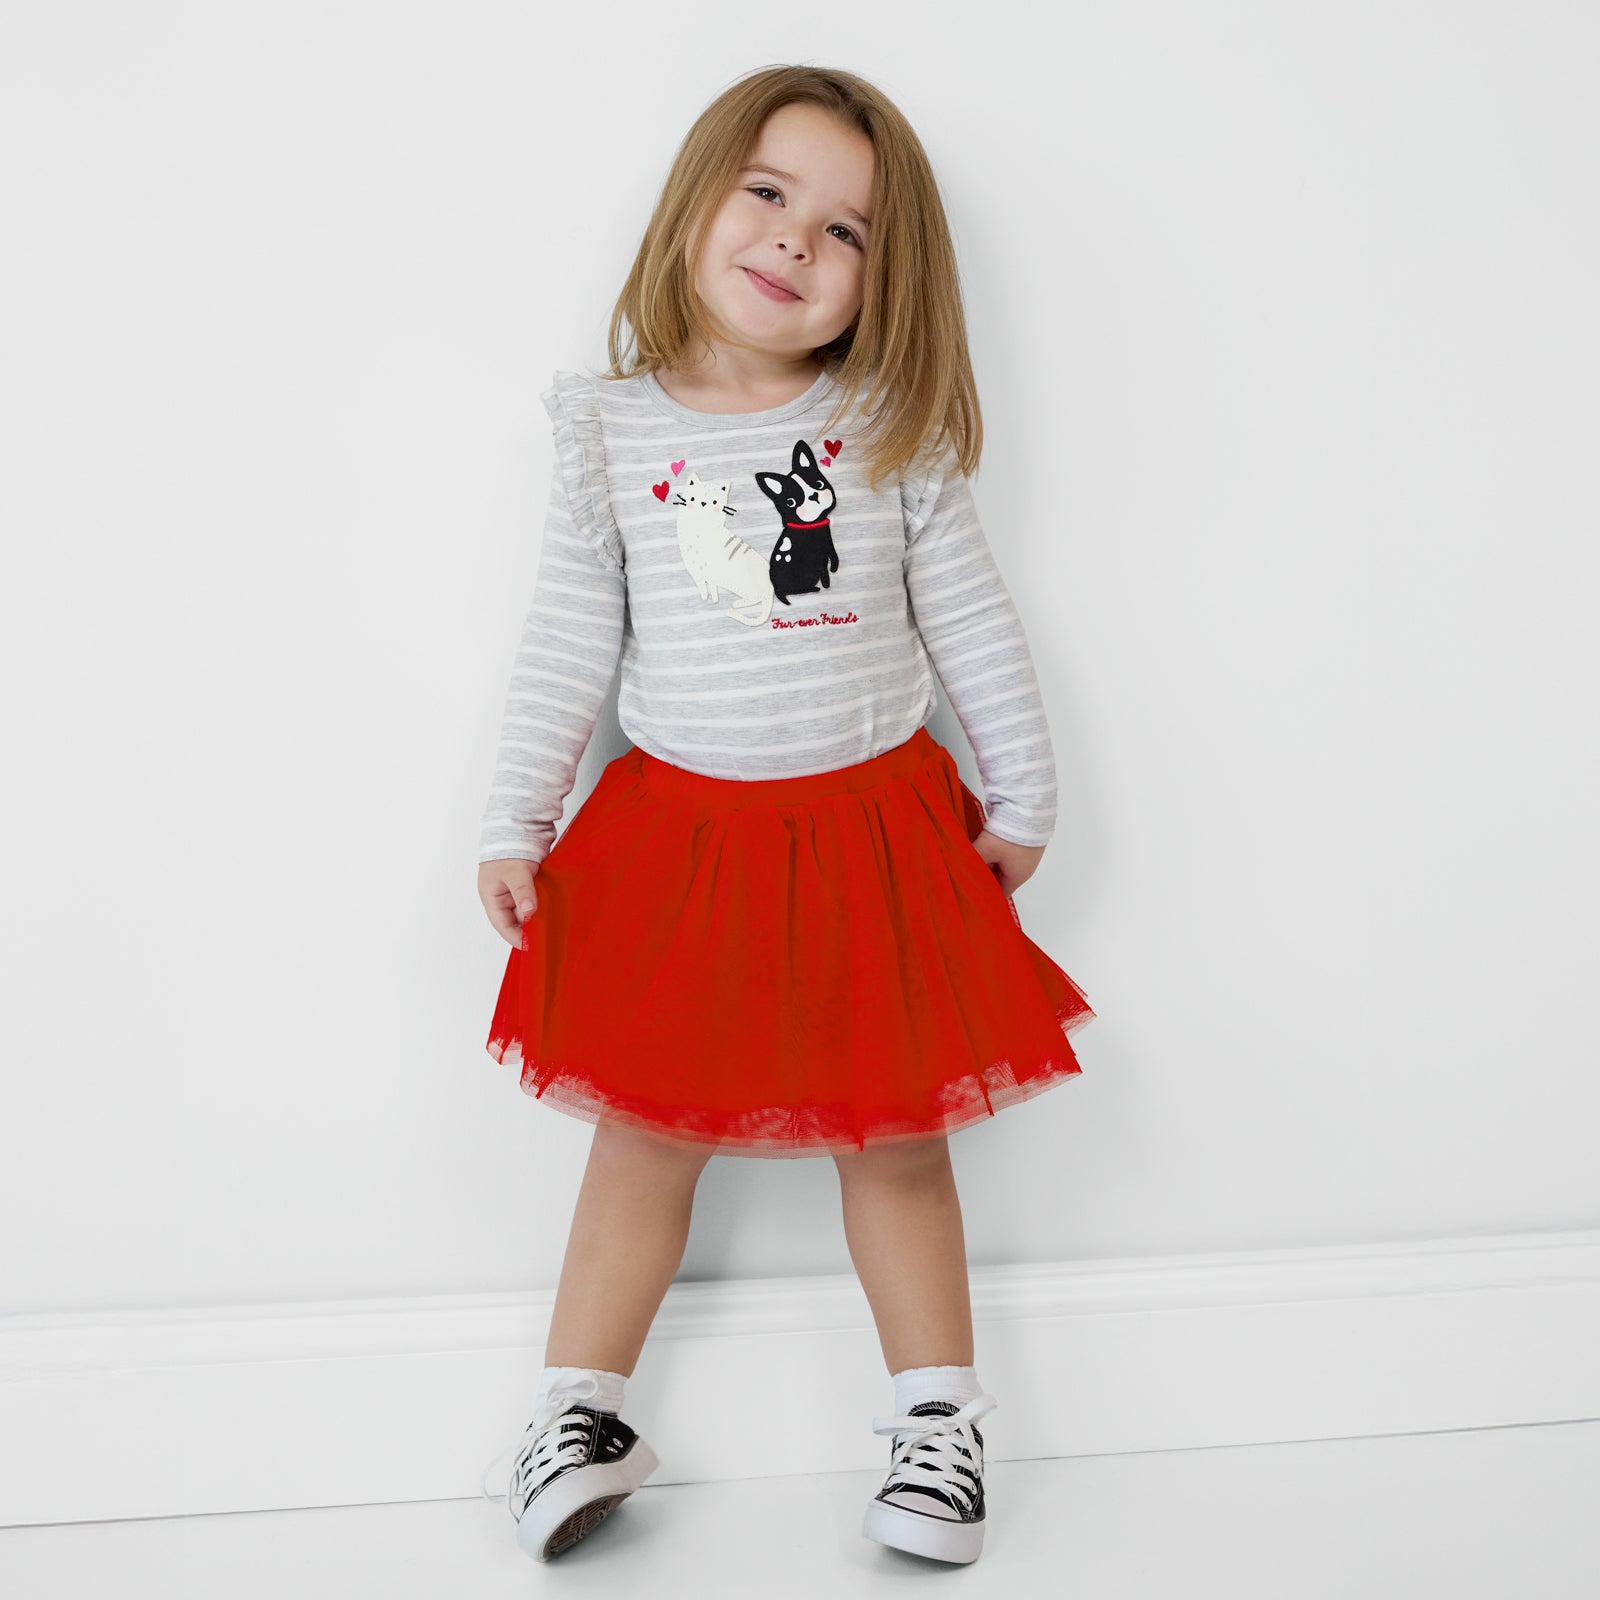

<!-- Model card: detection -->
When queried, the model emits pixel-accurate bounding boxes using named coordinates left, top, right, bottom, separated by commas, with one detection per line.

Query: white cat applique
left=672, top=473, right=775, bottom=627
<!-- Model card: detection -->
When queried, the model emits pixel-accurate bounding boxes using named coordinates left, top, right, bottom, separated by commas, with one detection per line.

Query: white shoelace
left=871, top=1393, right=997, bottom=1514
left=480, top=1372, right=603, bottom=1505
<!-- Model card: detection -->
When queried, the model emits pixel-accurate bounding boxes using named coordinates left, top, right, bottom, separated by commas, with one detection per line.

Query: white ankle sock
left=891, top=1363, right=983, bottom=1415
left=535, top=1363, right=627, bottom=1416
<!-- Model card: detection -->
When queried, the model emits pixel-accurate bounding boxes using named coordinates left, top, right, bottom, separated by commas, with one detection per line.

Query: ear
left=753, top=471, right=788, bottom=505
left=792, top=439, right=818, bottom=472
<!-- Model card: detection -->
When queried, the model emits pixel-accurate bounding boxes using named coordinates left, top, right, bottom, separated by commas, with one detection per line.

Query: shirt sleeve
left=478, top=388, right=627, bottom=866
left=901, top=456, right=1059, bottom=848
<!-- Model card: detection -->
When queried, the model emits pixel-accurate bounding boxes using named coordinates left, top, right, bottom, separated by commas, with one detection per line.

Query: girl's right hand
left=478, top=858, right=541, bottom=946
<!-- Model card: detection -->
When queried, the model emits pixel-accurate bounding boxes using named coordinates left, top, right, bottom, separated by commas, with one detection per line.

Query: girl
left=475, top=65, right=1094, bottom=1567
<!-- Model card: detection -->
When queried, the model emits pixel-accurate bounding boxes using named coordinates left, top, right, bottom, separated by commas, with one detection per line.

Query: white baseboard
left=3, top=1228, right=1597, bottom=1527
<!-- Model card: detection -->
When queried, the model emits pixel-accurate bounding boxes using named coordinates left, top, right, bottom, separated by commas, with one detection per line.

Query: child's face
left=691, top=102, right=874, bottom=362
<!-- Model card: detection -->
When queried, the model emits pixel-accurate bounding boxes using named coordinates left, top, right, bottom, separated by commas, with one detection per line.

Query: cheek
left=690, top=217, right=736, bottom=287
left=700, top=202, right=748, bottom=257
left=831, top=259, right=867, bottom=315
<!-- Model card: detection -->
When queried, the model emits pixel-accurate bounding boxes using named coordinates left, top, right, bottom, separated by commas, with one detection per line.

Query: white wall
left=2, top=1, right=1594, bottom=1324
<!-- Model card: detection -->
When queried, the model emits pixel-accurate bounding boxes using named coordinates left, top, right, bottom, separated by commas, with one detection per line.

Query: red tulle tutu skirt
left=486, top=724, right=1095, bottom=1158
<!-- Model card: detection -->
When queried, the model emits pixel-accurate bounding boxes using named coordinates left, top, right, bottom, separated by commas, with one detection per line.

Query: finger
left=498, top=866, right=540, bottom=923
left=485, top=877, right=538, bottom=943
left=485, top=884, right=520, bottom=942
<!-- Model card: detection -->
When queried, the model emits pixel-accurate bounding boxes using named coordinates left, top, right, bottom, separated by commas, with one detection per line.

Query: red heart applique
left=651, top=481, right=670, bottom=502
left=670, top=458, right=686, bottom=476
left=824, top=439, right=842, bottom=458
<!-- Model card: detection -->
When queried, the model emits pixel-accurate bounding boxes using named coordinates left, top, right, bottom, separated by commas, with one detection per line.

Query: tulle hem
left=486, top=994, right=1093, bottom=1160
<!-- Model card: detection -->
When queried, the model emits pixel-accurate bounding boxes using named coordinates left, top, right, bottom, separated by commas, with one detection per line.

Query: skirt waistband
left=634, top=725, right=942, bottom=809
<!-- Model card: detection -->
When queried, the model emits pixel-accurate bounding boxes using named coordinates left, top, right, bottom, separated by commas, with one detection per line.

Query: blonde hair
left=599, top=64, right=983, bottom=494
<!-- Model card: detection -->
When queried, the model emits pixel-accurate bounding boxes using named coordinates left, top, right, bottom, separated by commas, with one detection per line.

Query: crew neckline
left=639, top=363, right=838, bottom=428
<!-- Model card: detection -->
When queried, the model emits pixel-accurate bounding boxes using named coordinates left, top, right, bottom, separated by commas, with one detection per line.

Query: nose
left=772, top=226, right=812, bottom=263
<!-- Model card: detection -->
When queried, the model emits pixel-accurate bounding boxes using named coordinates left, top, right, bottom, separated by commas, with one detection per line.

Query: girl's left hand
left=972, top=829, right=1046, bottom=897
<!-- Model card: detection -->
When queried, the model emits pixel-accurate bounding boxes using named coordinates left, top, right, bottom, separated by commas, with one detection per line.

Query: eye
left=745, top=185, right=863, bottom=249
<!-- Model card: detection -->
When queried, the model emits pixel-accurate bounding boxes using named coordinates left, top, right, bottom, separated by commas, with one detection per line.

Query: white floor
left=5, top=1421, right=1597, bottom=1598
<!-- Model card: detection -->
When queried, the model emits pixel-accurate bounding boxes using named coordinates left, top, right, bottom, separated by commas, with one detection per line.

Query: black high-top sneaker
left=482, top=1400, right=660, bottom=1562
left=862, top=1394, right=996, bottom=1565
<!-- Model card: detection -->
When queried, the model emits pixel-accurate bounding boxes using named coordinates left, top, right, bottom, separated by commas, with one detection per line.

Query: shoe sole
left=515, top=1440, right=661, bottom=1562
left=862, top=1496, right=985, bottom=1564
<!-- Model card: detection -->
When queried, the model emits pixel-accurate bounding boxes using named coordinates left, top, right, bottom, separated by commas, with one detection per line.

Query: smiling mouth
left=744, top=266, right=802, bottom=302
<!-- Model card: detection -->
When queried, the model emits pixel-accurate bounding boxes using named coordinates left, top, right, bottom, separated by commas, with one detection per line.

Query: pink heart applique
left=670, top=459, right=686, bottom=476
left=651, top=480, right=670, bottom=502
left=824, top=439, right=843, bottom=458
left=821, top=457, right=832, bottom=467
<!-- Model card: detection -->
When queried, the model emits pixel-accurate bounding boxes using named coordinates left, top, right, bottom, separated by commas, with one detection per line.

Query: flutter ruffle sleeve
left=539, top=370, right=626, bottom=575
left=899, top=445, right=957, bottom=548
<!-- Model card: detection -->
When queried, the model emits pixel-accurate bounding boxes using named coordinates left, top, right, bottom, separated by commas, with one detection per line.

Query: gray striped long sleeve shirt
left=478, top=364, right=1058, bottom=866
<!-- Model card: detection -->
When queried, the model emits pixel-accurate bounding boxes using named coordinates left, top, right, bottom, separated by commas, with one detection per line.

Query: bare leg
left=833, top=1135, right=975, bottom=1373
left=543, top=1119, right=716, bottom=1377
